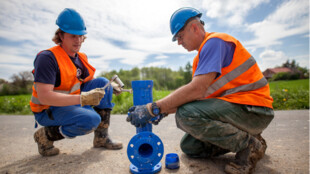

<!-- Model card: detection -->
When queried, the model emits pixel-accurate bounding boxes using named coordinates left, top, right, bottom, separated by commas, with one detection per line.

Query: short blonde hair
left=52, top=28, right=87, bottom=45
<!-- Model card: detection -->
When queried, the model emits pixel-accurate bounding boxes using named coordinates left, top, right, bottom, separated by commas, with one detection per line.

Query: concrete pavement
left=0, top=110, right=309, bottom=174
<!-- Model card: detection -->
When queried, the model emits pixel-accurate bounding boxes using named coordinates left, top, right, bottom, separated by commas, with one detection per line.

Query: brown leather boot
left=224, top=135, right=266, bottom=174
left=254, top=134, right=267, bottom=156
left=34, top=126, right=64, bottom=156
left=208, top=144, right=231, bottom=158
left=93, top=108, right=123, bottom=149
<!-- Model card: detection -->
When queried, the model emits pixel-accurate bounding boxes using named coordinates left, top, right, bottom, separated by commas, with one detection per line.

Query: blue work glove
left=150, top=114, right=166, bottom=125
left=127, top=105, right=153, bottom=127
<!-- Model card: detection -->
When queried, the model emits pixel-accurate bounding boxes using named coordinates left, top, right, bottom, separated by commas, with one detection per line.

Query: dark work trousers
left=175, top=98, right=274, bottom=157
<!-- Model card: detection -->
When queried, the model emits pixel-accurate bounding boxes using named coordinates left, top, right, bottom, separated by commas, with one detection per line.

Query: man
left=127, top=7, right=274, bottom=174
left=30, top=8, right=122, bottom=157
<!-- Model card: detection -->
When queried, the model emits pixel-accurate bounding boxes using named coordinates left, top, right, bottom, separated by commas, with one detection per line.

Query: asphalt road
left=0, top=110, right=309, bottom=174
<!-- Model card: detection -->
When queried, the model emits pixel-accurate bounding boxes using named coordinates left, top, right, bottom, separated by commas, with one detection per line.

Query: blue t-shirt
left=194, top=38, right=236, bottom=78
left=33, top=50, right=89, bottom=87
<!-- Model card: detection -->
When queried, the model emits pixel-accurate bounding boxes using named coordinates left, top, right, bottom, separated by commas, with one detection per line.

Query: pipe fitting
left=127, top=80, right=164, bottom=174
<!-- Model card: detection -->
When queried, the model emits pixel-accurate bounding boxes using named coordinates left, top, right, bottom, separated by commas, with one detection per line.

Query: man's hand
left=111, top=82, right=122, bottom=95
left=150, top=114, right=167, bottom=125
left=80, top=88, right=105, bottom=107
left=127, top=105, right=154, bottom=127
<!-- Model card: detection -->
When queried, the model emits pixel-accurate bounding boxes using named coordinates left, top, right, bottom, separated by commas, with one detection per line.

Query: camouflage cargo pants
left=175, top=98, right=274, bottom=157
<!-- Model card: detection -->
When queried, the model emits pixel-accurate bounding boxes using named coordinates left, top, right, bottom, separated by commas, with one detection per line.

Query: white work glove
left=80, top=88, right=105, bottom=107
left=111, top=82, right=122, bottom=95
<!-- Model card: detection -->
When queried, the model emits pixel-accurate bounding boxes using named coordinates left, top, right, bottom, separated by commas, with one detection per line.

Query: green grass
left=0, top=79, right=308, bottom=115
left=269, top=79, right=309, bottom=110
left=111, top=89, right=172, bottom=114
left=0, top=95, right=32, bottom=115
left=0, top=90, right=173, bottom=115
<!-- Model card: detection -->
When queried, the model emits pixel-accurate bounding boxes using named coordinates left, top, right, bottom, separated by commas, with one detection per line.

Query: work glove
left=111, top=81, right=122, bottom=95
left=151, top=114, right=167, bottom=125
left=127, top=105, right=154, bottom=127
left=80, top=88, right=105, bottom=107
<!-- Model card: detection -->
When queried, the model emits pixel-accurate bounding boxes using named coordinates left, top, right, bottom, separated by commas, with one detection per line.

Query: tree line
left=0, top=59, right=308, bottom=96
left=0, top=62, right=193, bottom=96
left=0, top=71, right=34, bottom=96
left=98, top=62, right=192, bottom=90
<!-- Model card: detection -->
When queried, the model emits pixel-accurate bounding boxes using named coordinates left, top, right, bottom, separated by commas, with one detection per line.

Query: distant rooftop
left=265, top=67, right=292, bottom=73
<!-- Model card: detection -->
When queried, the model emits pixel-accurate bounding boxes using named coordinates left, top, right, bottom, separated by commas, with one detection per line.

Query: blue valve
left=127, top=132, right=164, bottom=174
left=127, top=80, right=164, bottom=174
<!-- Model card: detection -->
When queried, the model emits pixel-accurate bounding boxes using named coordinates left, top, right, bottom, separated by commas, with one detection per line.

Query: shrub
left=0, top=95, right=32, bottom=114
left=271, top=72, right=302, bottom=81
left=271, top=72, right=291, bottom=81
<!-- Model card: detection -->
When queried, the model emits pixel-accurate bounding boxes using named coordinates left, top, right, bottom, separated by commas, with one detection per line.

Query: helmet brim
left=172, top=35, right=177, bottom=42
left=61, top=28, right=87, bottom=35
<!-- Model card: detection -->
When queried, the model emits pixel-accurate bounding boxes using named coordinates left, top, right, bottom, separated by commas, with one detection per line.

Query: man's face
left=60, top=33, right=85, bottom=56
left=175, top=23, right=196, bottom=51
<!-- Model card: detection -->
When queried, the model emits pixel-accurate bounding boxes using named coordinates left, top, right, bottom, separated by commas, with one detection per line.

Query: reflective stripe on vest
left=219, top=77, right=268, bottom=97
left=33, top=82, right=81, bottom=94
left=31, top=95, right=41, bottom=105
left=205, top=56, right=267, bottom=97
left=31, top=82, right=81, bottom=105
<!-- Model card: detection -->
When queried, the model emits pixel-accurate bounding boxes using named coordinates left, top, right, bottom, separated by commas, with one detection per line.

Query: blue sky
left=0, top=0, right=308, bottom=81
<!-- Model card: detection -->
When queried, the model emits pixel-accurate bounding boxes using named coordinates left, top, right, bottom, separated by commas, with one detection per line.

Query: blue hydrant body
left=127, top=80, right=164, bottom=174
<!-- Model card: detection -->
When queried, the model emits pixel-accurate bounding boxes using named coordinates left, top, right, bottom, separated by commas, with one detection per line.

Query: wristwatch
left=151, top=102, right=160, bottom=116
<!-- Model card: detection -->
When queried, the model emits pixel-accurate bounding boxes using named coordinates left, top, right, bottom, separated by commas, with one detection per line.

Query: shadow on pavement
left=165, top=153, right=282, bottom=174
left=0, top=148, right=105, bottom=174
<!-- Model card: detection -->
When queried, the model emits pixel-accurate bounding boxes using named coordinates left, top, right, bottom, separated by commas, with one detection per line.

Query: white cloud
left=258, top=49, right=288, bottom=70
left=0, top=53, right=33, bottom=64
left=0, top=0, right=200, bottom=81
left=0, top=0, right=308, bottom=81
left=146, top=61, right=167, bottom=67
left=200, top=0, right=308, bottom=72
left=201, top=0, right=269, bottom=26
left=246, top=0, right=309, bottom=48
left=0, top=64, right=33, bottom=81
left=258, top=49, right=309, bottom=71
left=260, top=49, right=287, bottom=60
left=291, top=54, right=310, bottom=68
left=155, top=55, right=169, bottom=60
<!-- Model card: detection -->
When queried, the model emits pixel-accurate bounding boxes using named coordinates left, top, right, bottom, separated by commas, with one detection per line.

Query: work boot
left=224, top=136, right=265, bottom=174
left=208, top=144, right=231, bottom=158
left=187, top=144, right=230, bottom=158
left=93, top=108, right=123, bottom=149
left=254, top=134, right=267, bottom=156
left=34, top=126, right=64, bottom=156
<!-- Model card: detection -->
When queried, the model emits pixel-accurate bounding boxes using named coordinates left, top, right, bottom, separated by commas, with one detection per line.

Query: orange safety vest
left=29, top=45, right=96, bottom=112
left=192, top=32, right=273, bottom=108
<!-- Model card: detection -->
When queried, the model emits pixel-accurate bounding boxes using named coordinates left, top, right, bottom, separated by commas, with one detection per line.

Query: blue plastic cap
left=165, top=153, right=180, bottom=169
left=56, top=8, right=87, bottom=35
left=170, top=7, right=202, bottom=42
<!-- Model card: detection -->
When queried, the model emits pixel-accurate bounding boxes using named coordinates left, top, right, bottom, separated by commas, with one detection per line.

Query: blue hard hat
left=56, top=8, right=87, bottom=35
left=170, top=7, right=202, bottom=41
